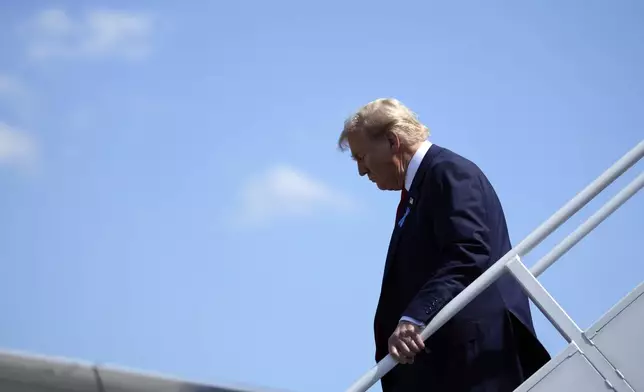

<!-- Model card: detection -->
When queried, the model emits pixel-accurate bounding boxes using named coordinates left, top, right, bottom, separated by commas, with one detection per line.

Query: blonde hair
left=338, top=98, right=430, bottom=151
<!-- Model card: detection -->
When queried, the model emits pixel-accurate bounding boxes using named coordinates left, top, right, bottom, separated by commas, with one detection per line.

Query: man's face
left=347, top=131, right=403, bottom=191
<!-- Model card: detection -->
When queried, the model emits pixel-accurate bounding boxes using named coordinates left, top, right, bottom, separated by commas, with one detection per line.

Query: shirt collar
left=405, top=140, right=432, bottom=191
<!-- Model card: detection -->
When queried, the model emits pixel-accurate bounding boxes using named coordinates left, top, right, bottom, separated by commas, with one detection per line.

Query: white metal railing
left=346, top=140, right=644, bottom=392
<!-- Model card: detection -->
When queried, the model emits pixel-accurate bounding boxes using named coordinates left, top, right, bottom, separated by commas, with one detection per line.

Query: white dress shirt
left=404, top=140, right=432, bottom=192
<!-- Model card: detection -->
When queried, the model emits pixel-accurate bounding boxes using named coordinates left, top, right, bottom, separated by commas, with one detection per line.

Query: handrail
left=345, top=140, right=644, bottom=392
left=531, top=171, right=644, bottom=277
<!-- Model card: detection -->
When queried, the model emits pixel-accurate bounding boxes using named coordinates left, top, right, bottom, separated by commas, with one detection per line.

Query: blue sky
left=0, top=1, right=642, bottom=391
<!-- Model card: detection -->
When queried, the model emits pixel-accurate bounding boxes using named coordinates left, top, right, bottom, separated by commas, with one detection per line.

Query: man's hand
left=388, top=321, right=425, bottom=364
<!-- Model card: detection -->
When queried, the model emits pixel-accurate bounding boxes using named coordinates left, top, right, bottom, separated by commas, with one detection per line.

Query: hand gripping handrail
left=345, top=140, right=644, bottom=392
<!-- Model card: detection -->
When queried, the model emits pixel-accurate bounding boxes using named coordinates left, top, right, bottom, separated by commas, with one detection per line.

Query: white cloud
left=0, top=122, right=38, bottom=169
left=25, top=8, right=153, bottom=61
left=232, top=165, right=355, bottom=228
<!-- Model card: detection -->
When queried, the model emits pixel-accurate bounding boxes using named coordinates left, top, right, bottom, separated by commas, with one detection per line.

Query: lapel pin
left=409, top=197, right=414, bottom=205
left=398, top=207, right=410, bottom=228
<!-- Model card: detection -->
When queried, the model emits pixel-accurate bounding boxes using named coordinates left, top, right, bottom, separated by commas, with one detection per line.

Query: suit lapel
left=381, top=144, right=443, bottom=280
left=382, top=194, right=412, bottom=278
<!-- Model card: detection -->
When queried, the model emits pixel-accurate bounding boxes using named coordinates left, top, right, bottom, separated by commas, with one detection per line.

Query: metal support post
left=506, top=257, right=634, bottom=392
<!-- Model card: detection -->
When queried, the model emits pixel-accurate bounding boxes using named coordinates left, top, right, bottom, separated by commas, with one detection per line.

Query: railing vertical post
left=506, top=258, right=635, bottom=392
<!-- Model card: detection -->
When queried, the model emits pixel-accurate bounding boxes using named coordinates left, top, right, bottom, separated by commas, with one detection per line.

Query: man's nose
left=357, top=162, right=368, bottom=177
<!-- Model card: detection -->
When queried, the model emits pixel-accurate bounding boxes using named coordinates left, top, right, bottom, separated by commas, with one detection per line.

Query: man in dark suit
left=338, top=98, right=551, bottom=391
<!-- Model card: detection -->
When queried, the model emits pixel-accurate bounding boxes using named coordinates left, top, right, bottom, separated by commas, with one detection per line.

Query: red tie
left=396, top=189, right=408, bottom=222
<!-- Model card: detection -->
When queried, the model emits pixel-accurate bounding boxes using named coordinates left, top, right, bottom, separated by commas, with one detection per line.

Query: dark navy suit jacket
left=374, top=145, right=550, bottom=392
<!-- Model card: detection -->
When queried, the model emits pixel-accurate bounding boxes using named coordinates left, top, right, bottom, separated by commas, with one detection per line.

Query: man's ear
left=386, top=131, right=401, bottom=152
